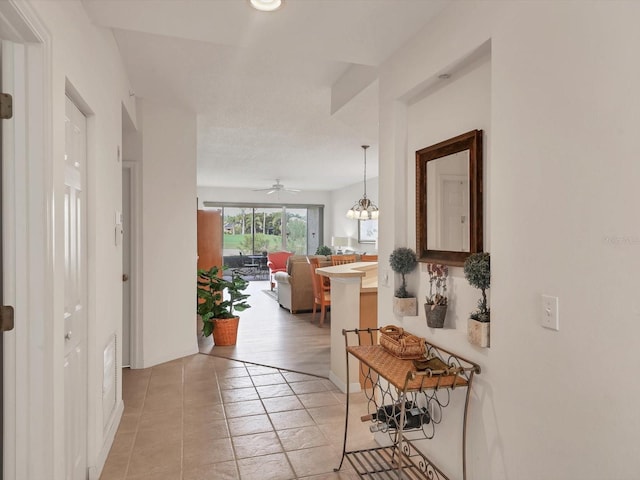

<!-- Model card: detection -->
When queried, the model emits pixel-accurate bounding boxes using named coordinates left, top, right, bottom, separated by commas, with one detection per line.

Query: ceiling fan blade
left=253, top=180, right=301, bottom=194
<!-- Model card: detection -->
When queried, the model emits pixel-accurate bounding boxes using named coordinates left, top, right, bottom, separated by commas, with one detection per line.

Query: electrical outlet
left=541, top=295, right=559, bottom=331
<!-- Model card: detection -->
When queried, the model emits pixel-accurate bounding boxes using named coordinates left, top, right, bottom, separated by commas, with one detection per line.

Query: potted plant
left=425, top=263, right=448, bottom=328
left=315, top=245, right=332, bottom=257
left=463, top=252, right=490, bottom=347
left=197, top=265, right=251, bottom=346
left=389, top=247, right=419, bottom=316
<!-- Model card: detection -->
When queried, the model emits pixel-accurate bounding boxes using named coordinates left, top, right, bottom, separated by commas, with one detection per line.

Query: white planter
left=467, top=319, right=490, bottom=348
left=393, top=297, right=418, bottom=317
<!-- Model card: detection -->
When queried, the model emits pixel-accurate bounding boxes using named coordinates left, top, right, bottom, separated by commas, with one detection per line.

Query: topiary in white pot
left=389, top=247, right=418, bottom=316
left=463, top=252, right=490, bottom=347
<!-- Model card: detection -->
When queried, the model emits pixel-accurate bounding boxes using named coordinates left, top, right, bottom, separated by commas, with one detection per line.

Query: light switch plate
left=541, top=295, right=559, bottom=331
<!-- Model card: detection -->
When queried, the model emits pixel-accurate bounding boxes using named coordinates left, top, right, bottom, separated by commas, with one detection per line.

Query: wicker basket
left=212, top=317, right=240, bottom=346
left=379, top=325, right=426, bottom=360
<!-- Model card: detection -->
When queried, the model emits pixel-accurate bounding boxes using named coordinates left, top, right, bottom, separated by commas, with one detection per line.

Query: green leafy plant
left=315, top=245, right=332, bottom=256
left=389, top=247, right=418, bottom=298
left=426, top=263, right=448, bottom=306
left=463, top=252, right=491, bottom=322
left=197, top=266, right=251, bottom=337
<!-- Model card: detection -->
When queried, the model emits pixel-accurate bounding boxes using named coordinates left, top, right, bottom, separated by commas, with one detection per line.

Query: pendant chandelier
left=346, top=145, right=379, bottom=220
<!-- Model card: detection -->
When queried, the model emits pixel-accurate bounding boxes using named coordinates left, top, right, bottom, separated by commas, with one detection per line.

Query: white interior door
left=64, top=96, right=87, bottom=480
left=440, top=175, right=469, bottom=252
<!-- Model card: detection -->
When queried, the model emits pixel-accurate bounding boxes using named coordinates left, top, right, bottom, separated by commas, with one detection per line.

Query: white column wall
left=378, top=2, right=640, bottom=479
left=140, top=100, right=199, bottom=367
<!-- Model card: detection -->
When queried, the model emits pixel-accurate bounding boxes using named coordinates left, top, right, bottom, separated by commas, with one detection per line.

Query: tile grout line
left=280, top=369, right=350, bottom=477
left=201, top=351, right=328, bottom=380
left=123, top=370, right=152, bottom=480
left=115, top=356, right=364, bottom=480
left=244, top=363, right=351, bottom=478
left=215, top=360, right=244, bottom=480
left=246, top=363, right=300, bottom=480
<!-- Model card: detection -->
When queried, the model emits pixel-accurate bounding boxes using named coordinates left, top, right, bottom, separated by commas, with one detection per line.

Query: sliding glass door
left=213, top=203, right=322, bottom=256
left=284, top=208, right=307, bottom=254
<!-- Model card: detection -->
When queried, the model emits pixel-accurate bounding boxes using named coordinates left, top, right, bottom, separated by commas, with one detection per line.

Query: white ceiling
left=82, top=0, right=448, bottom=191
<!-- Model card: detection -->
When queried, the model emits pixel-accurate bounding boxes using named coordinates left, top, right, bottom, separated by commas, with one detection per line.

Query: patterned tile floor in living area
left=99, top=354, right=376, bottom=480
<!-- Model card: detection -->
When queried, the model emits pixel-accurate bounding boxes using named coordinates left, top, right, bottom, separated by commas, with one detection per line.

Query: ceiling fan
left=252, top=179, right=301, bottom=195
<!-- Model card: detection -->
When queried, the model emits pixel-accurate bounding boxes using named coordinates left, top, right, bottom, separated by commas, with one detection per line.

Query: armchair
left=267, top=251, right=293, bottom=290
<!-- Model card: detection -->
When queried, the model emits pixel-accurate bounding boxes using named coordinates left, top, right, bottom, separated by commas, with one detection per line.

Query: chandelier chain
left=362, top=145, right=368, bottom=198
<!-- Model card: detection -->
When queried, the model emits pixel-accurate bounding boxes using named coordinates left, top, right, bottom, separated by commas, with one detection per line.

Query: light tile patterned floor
left=100, top=354, right=376, bottom=480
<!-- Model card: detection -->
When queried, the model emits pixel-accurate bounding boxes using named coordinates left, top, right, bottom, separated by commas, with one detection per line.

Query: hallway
left=98, top=272, right=382, bottom=479
left=99, top=354, right=374, bottom=479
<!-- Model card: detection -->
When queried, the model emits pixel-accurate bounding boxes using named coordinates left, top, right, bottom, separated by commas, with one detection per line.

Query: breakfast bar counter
left=316, top=261, right=377, bottom=392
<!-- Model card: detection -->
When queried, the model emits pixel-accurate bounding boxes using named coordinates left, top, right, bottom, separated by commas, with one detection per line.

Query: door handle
left=1, top=305, right=14, bottom=332
left=122, top=274, right=129, bottom=282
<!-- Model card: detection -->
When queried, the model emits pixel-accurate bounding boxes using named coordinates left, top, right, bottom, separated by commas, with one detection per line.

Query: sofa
left=274, top=255, right=331, bottom=313
left=274, top=254, right=365, bottom=313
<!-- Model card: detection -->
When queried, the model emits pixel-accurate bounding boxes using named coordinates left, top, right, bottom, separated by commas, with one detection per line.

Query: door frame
left=1, top=2, right=58, bottom=479
left=122, top=161, right=143, bottom=368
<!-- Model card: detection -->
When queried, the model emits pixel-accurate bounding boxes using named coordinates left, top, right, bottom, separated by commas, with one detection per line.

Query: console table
left=335, top=328, right=481, bottom=480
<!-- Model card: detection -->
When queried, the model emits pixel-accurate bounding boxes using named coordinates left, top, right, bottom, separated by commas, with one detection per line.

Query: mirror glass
left=426, top=150, right=470, bottom=252
left=416, top=130, right=483, bottom=266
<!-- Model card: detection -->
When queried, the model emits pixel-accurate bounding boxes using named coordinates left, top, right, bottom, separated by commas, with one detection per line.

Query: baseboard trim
left=88, top=399, right=124, bottom=480
left=329, top=370, right=361, bottom=394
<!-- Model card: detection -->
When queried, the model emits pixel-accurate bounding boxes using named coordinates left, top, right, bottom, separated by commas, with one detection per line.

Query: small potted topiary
left=389, top=247, right=419, bottom=316
left=463, top=252, right=490, bottom=347
left=425, top=263, right=448, bottom=328
left=197, top=265, right=251, bottom=346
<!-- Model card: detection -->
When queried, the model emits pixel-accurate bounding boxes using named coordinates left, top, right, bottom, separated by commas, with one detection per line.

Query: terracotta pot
left=212, top=317, right=240, bottom=346
left=467, top=318, right=490, bottom=347
left=425, top=304, right=447, bottom=328
left=393, top=297, right=417, bottom=317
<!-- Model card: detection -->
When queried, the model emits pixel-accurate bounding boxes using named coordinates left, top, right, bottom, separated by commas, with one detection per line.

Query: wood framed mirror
left=416, top=129, right=483, bottom=266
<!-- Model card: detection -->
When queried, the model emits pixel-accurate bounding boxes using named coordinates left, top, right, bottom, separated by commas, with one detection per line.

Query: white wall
left=7, top=1, right=136, bottom=478
left=406, top=51, right=491, bottom=339
left=378, top=2, right=640, bottom=479
left=329, top=178, right=379, bottom=253
left=141, top=100, right=199, bottom=367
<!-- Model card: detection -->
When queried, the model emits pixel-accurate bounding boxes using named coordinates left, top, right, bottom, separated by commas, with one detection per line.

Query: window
left=204, top=202, right=323, bottom=256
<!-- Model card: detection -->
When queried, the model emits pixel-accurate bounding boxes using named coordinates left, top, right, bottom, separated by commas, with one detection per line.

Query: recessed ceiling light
left=249, top=0, right=283, bottom=12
